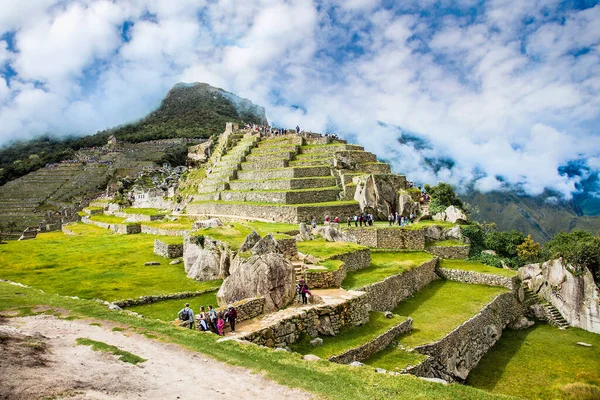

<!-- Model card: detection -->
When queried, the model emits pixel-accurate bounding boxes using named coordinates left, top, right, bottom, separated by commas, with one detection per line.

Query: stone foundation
left=83, top=218, right=141, bottom=234
left=331, top=248, right=371, bottom=271
left=329, top=317, right=413, bottom=364
left=405, top=291, right=522, bottom=382
left=240, top=292, right=370, bottom=347
left=436, top=267, right=518, bottom=290
left=154, top=239, right=184, bottom=258
left=277, top=238, right=298, bottom=258
left=343, top=227, right=425, bottom=250
left=216, top=297, right=265, bottom=323
left=428, top=245, right=469, bottom=259
left=112, top=212, right=165, bottom=222
left=357, top=259, right=438, bottom=311
left=305, top=263, right=347, bottom=289
left=114, top=289, right=217, bottom=308
left=140, top=225, right=190, bottom=237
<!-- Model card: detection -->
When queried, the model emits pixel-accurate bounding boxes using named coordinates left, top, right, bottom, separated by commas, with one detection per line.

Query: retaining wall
left=140, top=225, right=190, bottom=237
left=154, top=239, right=184, bottom=258
left=436, top=267, right=518, bottom=290
left=114, top=288, right=218, bottom=308
left=332, top=248, right=371, bottom=271
left=428, top=245, right=469, bottom=259
left=83, top=218, right=141, bottom=234
left=329, top=317, right=413, bottom=364
left=357, top=258, right=438, bottom=311
left=216, top=297, right=265, bottom=323
left=305, top=262, right=347, bottom=289
left=343, top=227, right=425, bottom=250
left=405, top=291, right=522, bottom=382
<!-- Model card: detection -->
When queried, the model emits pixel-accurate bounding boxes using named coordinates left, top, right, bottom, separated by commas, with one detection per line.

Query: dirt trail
left=0, top=315, right=311, bottom=400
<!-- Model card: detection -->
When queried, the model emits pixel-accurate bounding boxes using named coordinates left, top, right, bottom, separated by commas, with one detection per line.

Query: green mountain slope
left=463, top=190, right=600, bottom=242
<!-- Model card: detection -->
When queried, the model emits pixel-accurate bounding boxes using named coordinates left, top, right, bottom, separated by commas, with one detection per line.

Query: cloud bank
left=1, top=0, right=599, bottom=198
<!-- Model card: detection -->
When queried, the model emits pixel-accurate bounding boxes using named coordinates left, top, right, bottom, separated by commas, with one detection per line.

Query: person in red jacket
left=226, top=305, right=238, bottom=333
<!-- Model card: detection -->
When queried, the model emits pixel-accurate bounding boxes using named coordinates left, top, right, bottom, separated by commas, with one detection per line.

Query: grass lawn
left=364, top=345, right=427, bottom=372
left=439, top=259, right=517, bottom=278
left=467, top=324, right=600, bottom=400
left=241, top=221, right=299, bottom=235
left=0, top=281, right=508, bottom=400
left=76, top=338, right=146, bottom=365
left=127, top=291, right=218, bottom=321
left=141, top=216, right=197, bottom=230
left=291, top=312, right=408, bottom=359
left=195, top=223, right=254, bottom=250
left=430, top=239, right=465, bottom=247
left=89, top=214, right=127, bottom=224
left=121, top=208, right=165, bottom=216
left=306, top=259, right=344, bottom=272
left=342, top=251, right=434, bottom=290
left=0, top=225, right=220, bottom=301
left=296, top=238, right=367, bottom=260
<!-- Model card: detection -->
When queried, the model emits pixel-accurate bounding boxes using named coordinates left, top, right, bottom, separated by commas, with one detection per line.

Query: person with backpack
left=177, top=303, right=194, bottom=330
left=208, top=305, right=218, bottom=333
left=227, top=305, right=238, bottom=333
left=301, top=282, right=311, bottom=305
left=197, top=306, right=208, bottom=331
left=296, top=279, right=304, bottom=303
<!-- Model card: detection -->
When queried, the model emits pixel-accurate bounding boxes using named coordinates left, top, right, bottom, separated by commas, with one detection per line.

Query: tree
left=517, top=235, right=541, bottom=264
left=546, top=230, right=600, bottom=283
left=484, top=230, right=526, bottom=258
left=424, top=182, right=464, bottom=214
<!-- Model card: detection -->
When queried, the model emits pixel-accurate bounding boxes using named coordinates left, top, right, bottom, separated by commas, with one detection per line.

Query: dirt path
left=0, top=315, right=312, bottom=400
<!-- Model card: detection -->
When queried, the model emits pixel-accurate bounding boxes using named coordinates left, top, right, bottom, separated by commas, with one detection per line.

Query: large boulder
left=251, top=234, right=280, bottom=255
left=432, top=206, right=468, bottom=224
left=183, top=235, right=230, bottom=280
left=312, top=224, right=356, bottom=243
left=353, top=174, right=405, bottom=219
left=193, top=218, right=223, bottom=229
left=240, top=231, right=261, bottom=252
left=217, top=253, right=296, bottom=312
left=519, top=259, right=600, bottom=334
left=398, top=193, right=419, bottom=217
left=423, top=225, right=443, bottom=241
left=442, top=225, right=463, bottom=241
left=298, top=223, right=313, bottom=241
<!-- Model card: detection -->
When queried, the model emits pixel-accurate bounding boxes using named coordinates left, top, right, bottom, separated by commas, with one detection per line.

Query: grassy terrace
left=291, top=312, right=408, bottom=359
left=0, top=223, right=220, bottom=301
left=88, top=214, right=127, bottom=224
left=296, top=238, right=367, bottom=260
left=241, top=221, right=298, bottom=234
left=467, top=324, right=600, bottom=399
left=190, top=200, right=359, bottom=207
left=430, top=239, right=464, bottom=247
left=342, top=251, right=434, bottom=290
left=127, top=291, right=218, bottom=321
left=140, top=216, right=197, bottom=230
left=439, top=259, right=517, bottom=278
left=121, top=207, right=165, bottom=216
left=364, top=280, right=508, bottom=372
left=195, top=223, right=292, bottom=251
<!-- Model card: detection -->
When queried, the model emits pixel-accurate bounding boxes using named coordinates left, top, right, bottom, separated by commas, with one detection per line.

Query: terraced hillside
left=187, top=130, right=405, bottom=223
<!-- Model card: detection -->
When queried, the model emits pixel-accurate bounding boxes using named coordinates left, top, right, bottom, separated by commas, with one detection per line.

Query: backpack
left=180, top=308, right=190, bottom=321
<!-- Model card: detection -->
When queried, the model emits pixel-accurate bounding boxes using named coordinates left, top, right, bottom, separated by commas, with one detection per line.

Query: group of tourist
left=177, top=303, right=237, bottom=336
left=348, top=213, right=374, bottom=227
left=388, top=212, right=415, bottom=226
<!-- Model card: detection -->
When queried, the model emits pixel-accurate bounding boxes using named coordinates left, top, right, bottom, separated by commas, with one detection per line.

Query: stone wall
left=140, top=225, right=189, bottom=237
left=406, top=291, right=521, bottom=382
left=228, top=177, right=337, bottom=191
left=342, top=227, right=425, bottom=250
left=329, top=317, right=413, bottom=364
left=113, top=211, right=165, bottom=222
left=220, top=187, right=339, bottom=204
left=427, top=245, right=469, bottom=259
left=83, top=218, right=141, bottom=234
left=277, top=238, right=298, bottom=258
left=240, top=292, right=370, bottom=347
left=154, top=239, right=184, bottom=258
left=305, top=262, right=347, bottom=289
left=436, top=267, right=518, bottom=290
left=331, top=248, right=371, bottom=271
left=358, top=259, right=438, bottom=311
left=114, top=289, right=218, bottom=308
left=216, top=297, right=265, bottom=323
left=237, top=166, right=331, bottom=181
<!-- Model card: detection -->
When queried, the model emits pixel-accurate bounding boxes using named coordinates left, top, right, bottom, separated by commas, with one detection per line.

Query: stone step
left=237, top=166, right=332, bottom=181
left=353, top=162, right=391, bottom=174
left=245, top=151, right=295, bottom=162
left=240, top=159, right=289, bottom=170
left=228, top=176, right=337, bottom=191
left=288, top=158, right=333, bottom=167
left=257, top=135, right=304, bottom=147
left=252, top=145, right=299, bottom=154
left=219, top=187, right=341, bottom=204
left=299, top=144, right=363, bottom=154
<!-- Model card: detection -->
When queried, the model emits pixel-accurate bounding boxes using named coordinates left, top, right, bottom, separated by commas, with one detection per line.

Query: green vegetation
left=88, top=214, right=127, bottom=224
left=178, top=168, right=206, bottom=196
left=430, top=239, right=464, bottom=247
left=467, top=324, right=600, bottom=399
left=241, top=221, right=298, bottom=235
left=195, top=224, right=253, bottom=250
left=121, top=208, right=165, bottom=216
left=546, top=230, right=600, bottom=283
left=306, top=259, right=344, bottom=272
left=0, top=226, right=220, bottom=301
left=0, top=282, right=505, bottom=400
left=291, top=312, right=407, bottom=359
left=296, top=238, right=367, bottom=260
left=439, top=259, right=517, bottom=278
left=140, top=216, right=196, bottom=230
left=191, top=200, right=359, bottom=208
left=364, top=346, right=427, bottom=372
left=424, top=182, right=465, bottom=215
left=84, top=206, right=104, bottom=212
left=128, top=291, right=218, bottom=321
left=342, top=251, right=434, bottom=289
left=76, top=338, right=146, bottom=365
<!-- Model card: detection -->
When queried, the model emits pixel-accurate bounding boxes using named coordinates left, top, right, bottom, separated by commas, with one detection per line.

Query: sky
left=1, top=0, right=599, bottom=198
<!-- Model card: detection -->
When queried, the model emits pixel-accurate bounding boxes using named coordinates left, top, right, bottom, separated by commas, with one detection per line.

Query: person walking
left=177, top=303, right=195, bottom=330
left=217, top=314, right=225, bottom=336
left=197, top=306, right=208, bottom=331
left=301, top=281, right=311, bottom=305
left=208, top=305, right=218, bottom=333
left=296, top=280, right=304, bottom=303
left=347, top=216, right=352, bottom=227
left=226, top=305, right=238, bottom=333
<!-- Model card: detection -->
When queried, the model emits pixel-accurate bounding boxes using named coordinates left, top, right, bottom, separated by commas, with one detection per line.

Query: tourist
left=354, top=214, right=358, bottom=227
left=347, top=216, right=352, bottom=227
left=296, top=280, right=304, bottom=303
left=388, top=213, right=394, bottom=226
left=217, top=314, right=225, bottom=336
left=227, top=305, right=238, bottom=333
left=333, top=216, right=339, bottom=223
left=208, top=305, right=218, bottom=333
left=368, top=214, right=373, bottom=226
left=178, top=303, right=195, bottom=330
left=197, top=306, right=208, bottom=331
left=296, top=125, right=300, bottom=134
left=311, top=218, right=317, bottom=229
left=409, top=212, right=414, bottom=222
left=301, top=281, right=311, bottom=305
left=324, top=215, right=330, bottom=224
left=358, top=214, right=363, bottom=227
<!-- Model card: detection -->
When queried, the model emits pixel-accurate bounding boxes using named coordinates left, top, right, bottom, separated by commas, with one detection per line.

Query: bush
left=484, top=230, right=526, bottom=258
left=462, top=223, right=486, bottom=256
left=517, top=235, right=542, bottom=264
left=546, top=231, right=600, bottom=283
left=472, top=252, right=504, bottom=268
left=424, top=182, right=464, bottom=212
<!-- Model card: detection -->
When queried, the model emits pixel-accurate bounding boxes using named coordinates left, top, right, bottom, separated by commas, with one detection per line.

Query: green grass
left=76, top=338, right=146, bottom=365
left=0, top=281, right=508, bottom=400
left=122, top=208, right=165, bottom=216
left=439, top=259, right=517, bottom=278
left=364, top=344, right=427, bottom=372
left=0, top=225, right=220, bottom=301
left=89, top=214, right=127, bottom=224
left=296, top=238, right=367, bottom=260
left=241, top=221, right=298, bottom=235
left=342, top=252, right=434, bottom=290
left=195, top=223, right=253, bottom=250
left=64, top=223, right=111, bottom=236
left=467, top=324, right=600, bottom=399
left=111, top=326, right=125, bottom=332
left=140, top=216, right=196, bottom=230
left=84, top=206, right=104, bottom=211
left=291, top=312, right=408, bottom=359
left=155, top=236, right=183, bottom=245
left=128, top=291, right=218, bottom=321
left=430, top=239, right=465, bottom=247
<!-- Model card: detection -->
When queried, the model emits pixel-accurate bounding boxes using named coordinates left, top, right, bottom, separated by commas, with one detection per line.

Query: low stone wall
left=342, top=227, right=425, bottom=250
left=332, top=248, right=371, bottom=271
left=436, top=267, right=518, bottom=290
left=406, top=291, right=521, bottom=382
left=114, top=289, right=218, bottom=308
left=220, top=188, right=339, bottom=204
left=329, top=317, right=413, bottom=364
left=228, top=177, right=337, bottom=191
left=305, top=262, right=347, bottom=289
left=216, top=297, right=265, bottom=323
left=61, top=224, right=77, bottom=235
left=83, top=218, right=141, bottom=234
left=236, top=166, right=331, bottom=181
left=428, top=245, right=469, bottom=259
left=113, top=211, right=165, bottom=222
left=154, top=239, right=183, bottom=258
left=240, top=292, right=370, bottom=347
left=140, top=225, right=190, bottom=237
left=358, top=259, right=438, bottom=311
left=277, top=238, right=298, bottom=258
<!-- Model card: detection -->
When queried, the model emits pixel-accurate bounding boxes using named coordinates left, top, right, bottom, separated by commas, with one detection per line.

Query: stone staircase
left=523, top=286, right=569, bottom=329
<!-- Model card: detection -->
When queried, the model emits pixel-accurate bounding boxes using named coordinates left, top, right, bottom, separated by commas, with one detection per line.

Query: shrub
left=546, top=230, right=600, bottom=283
left=484, top=230, right=525, bottom=258
left=424, top=182, right=464, bottom=212
left=462, top=223, right=486, bottom=256
left=517, top=235, right=542, bottom=264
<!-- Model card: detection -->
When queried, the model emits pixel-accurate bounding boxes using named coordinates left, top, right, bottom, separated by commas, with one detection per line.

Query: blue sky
left=0, top=0, right=599, bottom=198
